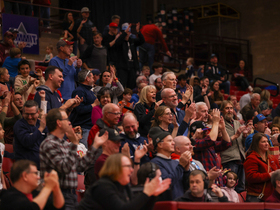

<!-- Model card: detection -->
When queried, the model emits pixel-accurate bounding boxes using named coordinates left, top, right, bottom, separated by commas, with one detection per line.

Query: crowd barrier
left=153, top=201, right=280, bottom=210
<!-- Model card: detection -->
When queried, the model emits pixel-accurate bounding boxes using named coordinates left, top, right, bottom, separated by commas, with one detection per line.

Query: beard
left=126, top=131, right=137, bottom=139
left=224, top=113, right=233, bottom=121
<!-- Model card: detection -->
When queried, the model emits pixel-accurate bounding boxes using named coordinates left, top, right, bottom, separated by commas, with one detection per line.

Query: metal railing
left=253, top=77, right=279, bottom=97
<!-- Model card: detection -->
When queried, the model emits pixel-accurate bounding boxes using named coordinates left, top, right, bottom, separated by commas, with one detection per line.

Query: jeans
left=80, top=128, right=90, bottom=148
left=139, top=42, right=155, bottom=73
left=222, top=160, right=245, bottom=193
left=18, top=3, right=32, bottom=16
left=4, top=1, right=19, bottom=14
left=61, top=190, right=78, bottom=210
left=219, top=80, right=230, bottom=94
left=236, top=77, right=250, bottom=91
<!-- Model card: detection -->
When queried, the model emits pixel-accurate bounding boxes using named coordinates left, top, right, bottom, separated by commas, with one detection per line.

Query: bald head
left=102, top=103, right=121, bottom=125
left=122, top=113, right=139, bottom=138
left=173, top=136, right=193, bottom=155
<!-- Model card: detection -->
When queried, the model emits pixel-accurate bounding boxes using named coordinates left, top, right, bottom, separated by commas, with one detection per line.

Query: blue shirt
left=49, top=56, right=81, bottom=100
left=245, top=130, right=273, bottom=152
left=2, top=56, right=21, bottom=77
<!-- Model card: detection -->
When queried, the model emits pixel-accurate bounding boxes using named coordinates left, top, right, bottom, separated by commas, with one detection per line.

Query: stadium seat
left=2, top=157, right=14, bottom=174
left=76, top=174, right=85, bottom=202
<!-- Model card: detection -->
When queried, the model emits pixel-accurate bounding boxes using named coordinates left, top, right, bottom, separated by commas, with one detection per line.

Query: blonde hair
left=138, top=85, right=156, bottom=105
left=99, top=153, right=127, bottom=181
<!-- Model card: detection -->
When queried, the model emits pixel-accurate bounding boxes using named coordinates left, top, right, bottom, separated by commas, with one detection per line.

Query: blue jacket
left=13, top=118, right=48, bottom=169
left=119, top=133, right=150, bottom=164
left=34, top=85, right=62, bottom=113
left=70, top=83, right=96, bottom=129
left=49, top=56, right=81, bottom=100
left=151, top=155, right=188, bottom=199
left=245, top=130, right=273, bottom=152
left=2, top=56, right=21, bottom=78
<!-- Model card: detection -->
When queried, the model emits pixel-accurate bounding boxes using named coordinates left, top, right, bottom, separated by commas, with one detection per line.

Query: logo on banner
left=11, top=22, right=38, bottom=48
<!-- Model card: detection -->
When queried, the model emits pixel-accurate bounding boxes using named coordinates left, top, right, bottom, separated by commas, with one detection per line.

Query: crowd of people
left=1, top=5, right=280, bottom=210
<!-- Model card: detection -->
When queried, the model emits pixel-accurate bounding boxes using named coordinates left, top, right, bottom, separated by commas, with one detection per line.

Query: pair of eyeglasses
left=122, top=165, right=133, bottom=169
left=60, top=118, right=69, bottom=121
left=108, top=112, right=122, bottom=116
left=24, top=113, right=37, bottom=116
left=28, top=171, right=40, bottom=176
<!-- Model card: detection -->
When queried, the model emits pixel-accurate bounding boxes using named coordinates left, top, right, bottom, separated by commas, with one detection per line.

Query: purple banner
left=2, top=13, right=39, bottom=54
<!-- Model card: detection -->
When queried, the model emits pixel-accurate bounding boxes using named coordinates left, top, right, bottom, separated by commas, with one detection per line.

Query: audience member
left=185, top=57, right=195, bottom=81
left=139, top=23, right=171, bottom=70
left=81, top=32, right=107, bottom=73
left=244, top=133, right=280, bottom=202
left=271, top=134, right=280, bottom=147
left=156, top=72, right=177, bottom=101
left=78, top=153, right=171, bottom=210
left=38, top=45, right=53, bottom=66
left=102, top=15, right=121, bottom=37
left=245, top=114, right=272, bottom=151
left=195, top=102, right=209, bottom=124
left=209, top=80, right=224, bottom=107
left=220, top=100, right=251, bottom=193
left=0, top=31, right=15, bottom=67
left=118, top=88, right=134, bottom=113
left=130, top=82, right=147, bottom=104
left=176, top=74, right=187, bottom=94
left=239, top=87, right=262, bottom=109
left=40, top=108, right=108, bottom=209
left=13, top=100, right=47, bottom=169
left=18, top=0, right=32, bottom=16
left=62, top=12, right=78, bottom=55
left=49, top=39, right=82, bottom=101
left=259, top=89, right=273, bottom=117
left=94, top=69, right=124, bottom=104
left=120, top=113, right=150, bottom=164
left=3, top=0, right=19, bottom=14
left=134, top=85, right=162, bottom=137
left=154, top=77, right=163, bottom=92
left=176, top=170, right=228, bottom=202
left=240, top=93, right=261, bottom=122
left=76, top=7, right=96, bottom=55
left=0, top=67, right=10, bottom=96
left=2, top=48, right=22, bottom=84
left=190, top=109, right=232, bottom=172
left=33, top=0, right=51, bottom=27
left=205, top=54, right=230, bottom=95
left=118, top=22, right=145, bottom=89
left=271, top=124, right=280, bottom=135
left=149, top=127, right=191, bottom=199
left=0, top=160, right=65, bottom=210
left=149, top=62, right=163, bottom=85
left=266, top=169, right=280, bottom=202
left=141, top=66, right=151, bottom=80
left=15, top=60, right=45, bottom=103
left=232, top=59, right=253, bottom=91
left=220, top=171, right=240, bottom=202
left=91, top=87, right=112, bottom=125
left=193, top=76, right=212, bottom=106
left=69, top=69, right=97, bottom=147
left=92, top=68, right=101, bottom=85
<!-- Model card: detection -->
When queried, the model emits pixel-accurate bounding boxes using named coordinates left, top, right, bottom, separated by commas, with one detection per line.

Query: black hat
left=148, top=127, right=170, bottom=148
left=189, top=121, right=210, bottom=135
left=99, top=128, right=124, bottom=142
left=210, top=53, right=217, bottom=58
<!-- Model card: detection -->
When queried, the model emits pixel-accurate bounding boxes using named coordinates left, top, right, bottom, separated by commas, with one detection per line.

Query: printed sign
left=2, top=13, right=39, bottom=54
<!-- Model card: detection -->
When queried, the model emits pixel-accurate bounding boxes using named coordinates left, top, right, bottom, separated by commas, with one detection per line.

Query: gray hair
left=161, top=72, right=175, bottom=81
left=161, top=88, right=173, bottom=98
left=271, top=169, right=280, bottom=188
left=195, top=102, right=207, bottom=111
left=271, top=134, right=280, bottom=141
left=136, top=76, right=147, bottom=87
left=78, top=69, right=91, bottom=83
left=23, top=100, right=39, bottom=112
left=251, top=93, right=260, bottom=99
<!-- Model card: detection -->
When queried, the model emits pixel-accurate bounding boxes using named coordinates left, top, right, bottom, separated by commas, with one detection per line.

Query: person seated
left=259, top=89, right=273, bottom=118
left=94, top=68, right=124, bottom=104
left=2, top=47, right=24, bottom=87
left=77, top=153, right=171, bottom=210
left=244, top=133, right=280, bottom=202
left=185, top=57, right=196, bottom=81
left=0, top=160, right=64, bottom=210
left=176, top=74, right=188, bottom=94
left=118, top=88, right=134, bottom=113
left=239, top=87, right=262, bottom=110
left=209, top=80, right=224, bottom=108
left=232, top=59, right=253, bottom=91
left=266, top=169, right=280, bottom=202
left=38, top=45, right=54, bottom=67
left=0, top=67, right=10, bottom=97
left=149, top=63, right=163, bottom=85
left=130, top=82, right=147, bottom=104
left=240, top=93, right=261, bottom=122
left=176, top=169, right=228, bottom=202
left=271, top=124, right=280, bottom=135
left=91, top=87, right=112, bottom=125
left=134, top=85, right=161, bottom=137
left=220, top=171, right=240, bottom=203
left=141, top=66, right=150, bottom=81
left=14, top=60, right=45, bottom=103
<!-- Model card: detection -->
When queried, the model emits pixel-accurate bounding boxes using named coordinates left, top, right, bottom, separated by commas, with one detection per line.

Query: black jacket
left=205, top=62, right=227, bottom=81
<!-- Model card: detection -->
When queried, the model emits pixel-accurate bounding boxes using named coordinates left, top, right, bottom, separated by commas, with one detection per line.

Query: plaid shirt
left=193, top=135, right=232, bottom=171
left=39, top=134, right=98, bottom=189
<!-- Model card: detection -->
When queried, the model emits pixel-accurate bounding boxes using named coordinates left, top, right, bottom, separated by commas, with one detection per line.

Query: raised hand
left=93, top=131, right=108, bottom=148
left=212, top=109, right=220, bottom=124
left=121, top=142, right=130, bottom=158
left=134, top=145, right=148, bottom=161
left=35, top=68, right=43, bottom=78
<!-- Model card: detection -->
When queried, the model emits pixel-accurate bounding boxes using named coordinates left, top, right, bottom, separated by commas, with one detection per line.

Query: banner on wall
left=2, top=13, right=39, bottom=54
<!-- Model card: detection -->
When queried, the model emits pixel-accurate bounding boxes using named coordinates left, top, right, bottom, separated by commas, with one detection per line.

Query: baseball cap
left=9, top=28, right=19, bottom=33
left=253, top=114, right=267, bottom=125
left=91, top=69, right=100, bottom=75
left=56, top=39, right=74, bottom=50
left=99, top=128, right=124, bottom=142
left=122, top=23, right=131, bottom=31
left=81, top=7, right=90, bottom=13
left=189, top=121, right=210, bottom=135
left=109, top=22, right=118, bottom=28
left=148, top=127, right=171, bottom=148
left=210, top=53, right=217, bottom=58
left=4, top=31, right=13, bottom=38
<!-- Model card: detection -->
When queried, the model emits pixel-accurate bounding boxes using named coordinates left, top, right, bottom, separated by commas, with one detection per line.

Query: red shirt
left=94, top=154, right=109, bottom=180
left=140, top=24, right=169, bottom=52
